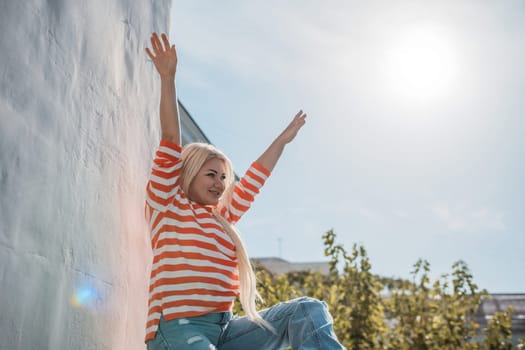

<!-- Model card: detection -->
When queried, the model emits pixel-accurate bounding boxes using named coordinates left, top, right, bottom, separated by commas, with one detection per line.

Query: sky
left=168, top=0, right=525, bottom=293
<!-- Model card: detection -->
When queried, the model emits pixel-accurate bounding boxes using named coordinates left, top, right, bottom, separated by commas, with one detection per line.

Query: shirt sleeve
left=145, top=140, right=183, bottom=218
left=217, top=162, right=271, bottom=224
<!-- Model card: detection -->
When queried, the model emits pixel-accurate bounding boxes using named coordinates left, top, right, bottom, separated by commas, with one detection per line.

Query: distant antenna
left=278, top=237, right=282, bottom=258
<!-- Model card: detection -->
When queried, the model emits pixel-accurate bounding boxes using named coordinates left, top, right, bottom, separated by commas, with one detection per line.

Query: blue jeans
left=146, top=297, right=345, bottom=350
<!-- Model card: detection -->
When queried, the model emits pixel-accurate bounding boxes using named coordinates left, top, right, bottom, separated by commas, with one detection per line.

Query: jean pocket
left=147, top=329, right=172, bottom=350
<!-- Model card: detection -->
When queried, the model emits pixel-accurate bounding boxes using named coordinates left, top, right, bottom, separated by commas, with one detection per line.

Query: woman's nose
left=215, top=178, right=225, bottom=189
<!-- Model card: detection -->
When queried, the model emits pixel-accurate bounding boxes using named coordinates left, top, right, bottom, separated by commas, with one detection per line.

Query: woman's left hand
left=255, top=110, right=307, bottom=171
left=277, top=110, right=307, bottom=144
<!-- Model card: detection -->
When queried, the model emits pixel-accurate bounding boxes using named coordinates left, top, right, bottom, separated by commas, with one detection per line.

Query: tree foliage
left=237, top=229, right=524, bottom=349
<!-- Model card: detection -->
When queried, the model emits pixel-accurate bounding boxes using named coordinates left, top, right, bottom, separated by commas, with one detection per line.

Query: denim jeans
left=146, top=296, right=346, bottom=350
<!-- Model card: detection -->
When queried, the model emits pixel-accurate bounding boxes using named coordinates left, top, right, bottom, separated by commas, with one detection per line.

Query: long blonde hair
left=180, top=143, right=272, bottom=331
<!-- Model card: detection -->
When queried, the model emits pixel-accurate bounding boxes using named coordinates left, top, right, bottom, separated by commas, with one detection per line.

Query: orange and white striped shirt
left=144, top=140, right=271, bottom=342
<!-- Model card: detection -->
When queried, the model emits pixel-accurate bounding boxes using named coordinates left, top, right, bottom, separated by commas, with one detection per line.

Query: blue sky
left=169, top=0, right=525, bottom=293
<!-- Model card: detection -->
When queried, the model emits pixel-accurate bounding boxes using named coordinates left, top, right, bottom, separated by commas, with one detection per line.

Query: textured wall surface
left=0, top=1, right=170, bottom=349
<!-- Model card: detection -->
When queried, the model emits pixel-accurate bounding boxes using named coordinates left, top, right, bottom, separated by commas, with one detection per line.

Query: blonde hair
left=180, top=143, right=273, bottom=331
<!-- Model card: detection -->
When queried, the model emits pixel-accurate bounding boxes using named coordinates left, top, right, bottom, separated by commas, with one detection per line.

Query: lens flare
left=71, top=285, right=97, bottom=309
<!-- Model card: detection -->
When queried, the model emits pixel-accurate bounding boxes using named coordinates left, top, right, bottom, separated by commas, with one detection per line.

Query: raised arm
left=145, top=32, right=181, bottom=144
left=256, top=110, right=307, bottom=172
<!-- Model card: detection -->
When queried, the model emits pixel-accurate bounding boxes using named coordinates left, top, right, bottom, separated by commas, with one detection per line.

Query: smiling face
left=187, top=157, right=228, bottom=206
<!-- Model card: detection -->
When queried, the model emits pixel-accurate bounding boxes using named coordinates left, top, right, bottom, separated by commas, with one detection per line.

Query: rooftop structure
left=179, top=101, right=212, bottom=145
left=252, top=257, right=330, bottom=275
left=475, top=293, right=525, bottom=343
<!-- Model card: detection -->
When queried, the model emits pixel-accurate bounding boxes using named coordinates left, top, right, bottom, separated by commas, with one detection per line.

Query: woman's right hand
left=145, top=32, right=177, bottom=78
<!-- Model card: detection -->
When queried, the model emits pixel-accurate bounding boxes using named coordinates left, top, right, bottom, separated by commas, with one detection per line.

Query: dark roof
left=475, top=293, right=525, bottom=331
left=178, top=100, right=239, bottom=180
left=178, top=100, right=212, bottom=145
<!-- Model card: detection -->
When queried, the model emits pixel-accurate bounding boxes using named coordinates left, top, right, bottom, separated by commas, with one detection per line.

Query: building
left=252, top=257, right=330, bottom=275
left=475, top=293, right=525, bottom=344
left=179, top=101, right=212, bottom=145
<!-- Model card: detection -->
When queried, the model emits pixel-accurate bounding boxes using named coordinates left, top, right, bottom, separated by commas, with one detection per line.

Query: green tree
left=236, top=229, right=523, bottom=349
left=482, top=306, right=515, bottom=350
left=322, top=229, right=387, bottom=349
left=384, top=259, right=485, bottom=350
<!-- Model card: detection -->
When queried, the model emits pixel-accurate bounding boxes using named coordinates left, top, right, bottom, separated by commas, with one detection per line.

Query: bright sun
left=384, top=23, right=459, bottom=102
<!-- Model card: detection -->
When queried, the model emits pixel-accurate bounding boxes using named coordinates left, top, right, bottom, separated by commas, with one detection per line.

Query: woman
left=144, top=32, right=345, bottom=350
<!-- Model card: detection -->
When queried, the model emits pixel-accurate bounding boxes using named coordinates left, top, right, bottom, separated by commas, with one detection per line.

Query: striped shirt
left=144, top=140, right=271, bottom=342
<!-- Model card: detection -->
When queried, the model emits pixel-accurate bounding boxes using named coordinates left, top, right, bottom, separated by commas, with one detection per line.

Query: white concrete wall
left=0, top=1, right=170, bottom=349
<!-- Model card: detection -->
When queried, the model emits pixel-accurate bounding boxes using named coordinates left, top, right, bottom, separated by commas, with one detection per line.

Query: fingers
left=292, top=110, right=307, bottom=126
left=294, top=110, right=305, bottom=119
left=151, top=33, right=162, bottom=53
left=161, top=33, right=171, bottom=51
left=293, top=114, right=306, bottom=132
left=285, top=110, right=306, bottom=135
left=293, top=117, right=306, bottom=130
left=145, top=47, right=155, bottom=60
left=145, top=34, right=160, bottom=59
left=274, top=110, right=307, bottom=144
left=149, top=32, right=170, bottom=54
left=294, top=110, right=306, bottom=121
left=146, top=32, right=174, bottom=60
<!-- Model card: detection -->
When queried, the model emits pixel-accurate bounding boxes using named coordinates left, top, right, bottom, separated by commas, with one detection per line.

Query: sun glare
left=384, top=23, right=459, bottom=103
